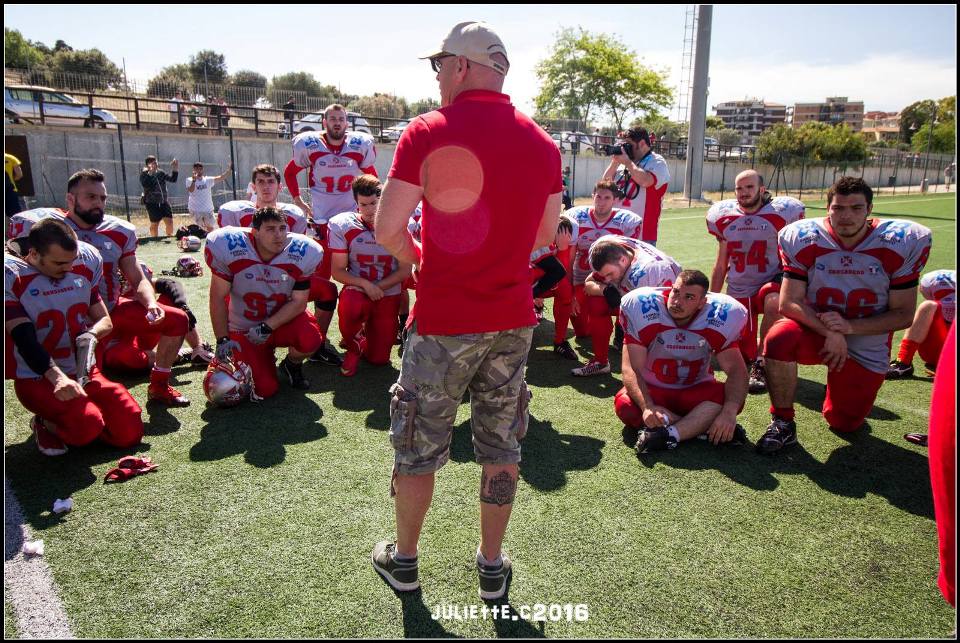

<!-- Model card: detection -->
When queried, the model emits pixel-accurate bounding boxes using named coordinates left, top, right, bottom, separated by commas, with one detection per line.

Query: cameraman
left=601, top=127, right=670, bottom=246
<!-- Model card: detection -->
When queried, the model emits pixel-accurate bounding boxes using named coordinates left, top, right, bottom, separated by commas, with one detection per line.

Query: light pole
left=920, top=110, right=936, bottom=192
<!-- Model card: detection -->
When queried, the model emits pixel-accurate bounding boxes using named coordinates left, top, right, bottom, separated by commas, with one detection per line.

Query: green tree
left=707, top=127, right=742, bottom=146
left=147, top=64, right=192, bottom=97
left=410, top=98, right=440, bottom=115
left=350, top=93, right=409, bottom=118
left=48, top=48, right=122, bottom=89
left=911, top=120, right=956, bottom=155
left=899, top=99, right=937, bottom=145
left=758, top=122, right=867, bottom=164
left=937, top=95, right=956, bottom=122
left=534, top=28, right=673, bottom=130
left=188, top=49, right=228, bottom=84
left=53, top=39, right=73, bottom=53
left=269, top=72, right=323, bottom=97
left=4, top=28, right=45, bottom=69
left=706, top=115, right=725, bottom=129
left=231, top=70, right=267, bottom=89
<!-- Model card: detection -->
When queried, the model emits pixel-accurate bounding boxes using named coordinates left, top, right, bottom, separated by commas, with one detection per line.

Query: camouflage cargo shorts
left=388, top=321, right=534, bottom=476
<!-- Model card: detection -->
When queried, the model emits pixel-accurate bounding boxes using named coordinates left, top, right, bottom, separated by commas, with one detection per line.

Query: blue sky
left=6, top=4, right=956, bottom=121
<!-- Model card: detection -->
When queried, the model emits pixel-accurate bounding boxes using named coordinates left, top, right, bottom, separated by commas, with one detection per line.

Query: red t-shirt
left=928, top=321, right=956, bottom=607
left=389, top=89, right=562, bottom=335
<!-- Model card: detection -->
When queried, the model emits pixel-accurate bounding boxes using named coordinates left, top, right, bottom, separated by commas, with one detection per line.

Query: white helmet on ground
left=203, top=358, right=254, bottom=407
left=179, top=235, right=202, bottom=252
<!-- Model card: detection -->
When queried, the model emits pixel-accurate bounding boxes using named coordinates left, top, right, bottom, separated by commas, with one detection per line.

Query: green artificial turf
left=3, top=193, right=956, bottom=637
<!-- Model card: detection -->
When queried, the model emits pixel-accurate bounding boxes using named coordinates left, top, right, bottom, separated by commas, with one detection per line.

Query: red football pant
left=919, top=306, right=950, bottom=365
left=764, top=318, right=886, bottom=431
left=315, top=223, right=333, bottom=280
left=229, top=311, right=323, bottom=399
left=101, top=295, right=189, bottom=372
left=586, top=295, right=619, bottom=364
left=614, top=380, right=727, bottom=428
left=928, top=321, right=956, bottom=607
left=533, top=277, right=574, bottom=344
left=572, top=284, right=591, bottom=338
left=15, top=367, right=143, bottom=448
left=734, top=281, right=781, bottom=363
left=338, top=289, right=402, bottom=365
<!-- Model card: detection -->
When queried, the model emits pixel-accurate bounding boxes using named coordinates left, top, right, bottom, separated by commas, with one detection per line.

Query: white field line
left=4, top=478, right=75, bottom=639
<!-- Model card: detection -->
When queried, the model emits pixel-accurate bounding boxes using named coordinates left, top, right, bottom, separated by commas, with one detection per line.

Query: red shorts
left=100, top=295, right=189, bottom=372
left=315, top=223, right=333, bottom=280
left=14, top=366, right=143, bottom=448
left=919, top=305, right=950, bottom=365
left=614, top=380, right=727, bottom=428
left=763, top=318, right=886, bottom=431
left=734, top=280, right=782, bottom=362
left=337, top=289, right=402, bottom=365
left=229, top=311, right=323, bottom=399
left=309, top=274, right=338, bottom=306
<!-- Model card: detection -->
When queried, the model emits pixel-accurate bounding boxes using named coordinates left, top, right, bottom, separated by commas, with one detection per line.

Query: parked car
left=381, top=120, right=409, bottom=143
left=278, top=110, right=373, bottom=137
left=4, top=85, right=118, bottom=128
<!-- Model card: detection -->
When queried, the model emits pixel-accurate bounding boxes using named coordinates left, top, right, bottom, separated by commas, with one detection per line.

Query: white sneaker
left=571, top=360, right=611, bottom=377
left=191, top=344, right=214, bottom=364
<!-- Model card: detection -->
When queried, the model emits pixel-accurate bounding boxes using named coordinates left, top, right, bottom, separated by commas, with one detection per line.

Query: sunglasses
left=430, top=54, right=457, bottom=73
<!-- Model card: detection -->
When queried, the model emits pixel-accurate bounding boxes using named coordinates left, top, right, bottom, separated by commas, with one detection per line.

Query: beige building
left=712, top=98, right=787, bottom=144
left=790, top=97, right=865, bottom=132
left=862, top=111, right=901, bottom=143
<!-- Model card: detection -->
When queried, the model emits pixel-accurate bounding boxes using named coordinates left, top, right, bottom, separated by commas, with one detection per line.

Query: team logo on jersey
left=303, top=136, right=321, bottom=149
left=880, top=222, right=908, bottom=244
left=29, top=288, right=40, bottom=297
left=868, top=265, right=881, bottom=275
left=637, top=294, right=660, bottom=319
left=706, top=301, right=731, bottom=326
left=289, top=240, right=308, bottom=257
left=74, top=279, right=84, bottom=288
left=676, top=332, right=687, bottom=343
left=841, top=256, right=854, bottom=267
left=935, top=273, right=954, bottom=286
left=816, top=263, right=826, bottom=272
left=226, top=232, right=248, bottom=251
left=796, top=221, right=820, bottom=241
left=349, top=136, right=363, bottom=146
left=627, top=266, right=647, bottom=286
left=104, top=241, right=113, bottom=250
left=245, top=273, right=254, bottom=279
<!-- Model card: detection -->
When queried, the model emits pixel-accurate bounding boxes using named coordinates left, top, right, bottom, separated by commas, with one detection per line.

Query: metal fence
left=4, top=88, right=410, bottom=141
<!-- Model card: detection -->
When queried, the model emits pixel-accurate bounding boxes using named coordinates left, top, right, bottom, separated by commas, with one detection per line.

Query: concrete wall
left=10, top=125, right=947, bottom=212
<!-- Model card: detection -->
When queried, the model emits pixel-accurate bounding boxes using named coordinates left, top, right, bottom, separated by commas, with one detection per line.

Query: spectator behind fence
left=945, top=162, right=955, bottom=191
left=140, top=155, right=179, bottom=237
left=168, top=90, right=183, bottom=126
left=283, top=96, right=296, bottom=137
left=219, top=97, right=230, bottom=129
left=5, top=152, right=25, bottom=219
left=186, top=162, right=232, bottom=232
left=371, top=20, right=561, bottom=601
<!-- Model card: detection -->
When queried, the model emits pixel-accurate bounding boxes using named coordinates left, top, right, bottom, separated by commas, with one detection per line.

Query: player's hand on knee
left=145, top=304, right=166, bottom=325
left=245, top=323, right=273, bottom=346
left=53, top=375, right=87, bottom=401
left=642, top=406, right=670, bottom=428
left=708, top=411, right=736, bottom=445
left=820, top=331, right=848, bottom=372
left=818, top=312, right=852, bottom=335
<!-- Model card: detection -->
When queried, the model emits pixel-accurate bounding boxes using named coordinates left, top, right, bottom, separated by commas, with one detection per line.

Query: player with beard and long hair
left=284, top=104, right=378, bottom=367
left=706, top=170, right=805, bottom=393
left=7, top=169, right=191, bottom=406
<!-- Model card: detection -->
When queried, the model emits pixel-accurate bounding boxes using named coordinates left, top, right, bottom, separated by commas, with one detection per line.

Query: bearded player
left=7, top=169, right=190, bottom=406
left=565, top=179, right=642, bottom=356
left=706, top=170, right=805, bottom=393
left=615, top=270, right=749, bottom=453
left=573, top=235, right=681, bottom=376
left=285, top=104, right=378, bottom=367
left=6, top=218, right=143, bottom=456
left=328, top=175, right=412, bottom=376
left=759, top=177, right=932, bottom=455
left=205, top=207, right=324, bottom=400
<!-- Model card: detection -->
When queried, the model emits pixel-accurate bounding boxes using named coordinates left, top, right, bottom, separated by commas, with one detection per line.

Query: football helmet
left=179, top=235, right=202, bottom=252
left=174, top=256, right=203, bottom=277
left=203, top=358, right=254, bottom=407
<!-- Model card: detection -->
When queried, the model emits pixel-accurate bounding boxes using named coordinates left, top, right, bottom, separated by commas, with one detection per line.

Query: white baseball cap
left=419, top=21, right=510, bottom=75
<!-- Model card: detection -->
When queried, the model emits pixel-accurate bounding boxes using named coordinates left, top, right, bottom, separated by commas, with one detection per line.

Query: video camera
left=602, top=142, right=634, bottom=158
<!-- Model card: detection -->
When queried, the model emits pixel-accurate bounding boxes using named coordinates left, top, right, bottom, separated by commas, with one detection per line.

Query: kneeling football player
left=205, top=207, right=324, bottom=400
left=614, top=270, right=749, bottom=453
left=888, top=269, right=955, bottom=379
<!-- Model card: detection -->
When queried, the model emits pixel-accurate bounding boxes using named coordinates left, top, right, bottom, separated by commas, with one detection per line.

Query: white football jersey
left=204, top=227, right=323, bottom=332
left=920, top=269, right=956, bottom=324
left=779, top=217, right=932, bottom=373
left=620, top=287, right=748, bottom=389
left=566, top=206, right=642, bottom=285
left=291, top=131, right=377, bottom=223
left=327, top=212, right=402, bottom=296
left=706, top=196, right=806, bottom=298
left=589, top=235, right=680, bottom=294
left=216, top=200, right=308, bottom=235
left=531, top=213, right=580, bottom=263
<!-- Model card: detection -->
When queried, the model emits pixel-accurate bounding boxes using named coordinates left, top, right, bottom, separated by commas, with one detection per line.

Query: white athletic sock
left=477, top=550, right=503, bottom=568
left=666, top=425, right=680, bottom=442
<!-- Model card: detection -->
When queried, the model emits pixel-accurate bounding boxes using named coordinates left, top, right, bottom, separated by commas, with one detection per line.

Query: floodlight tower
left=684, top=4, right=713, bottom=201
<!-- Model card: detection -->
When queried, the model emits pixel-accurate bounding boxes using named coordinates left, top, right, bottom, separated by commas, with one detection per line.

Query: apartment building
left=790, top=97, right=865, bottom=132
left=712, top=98, right=787, bottom=144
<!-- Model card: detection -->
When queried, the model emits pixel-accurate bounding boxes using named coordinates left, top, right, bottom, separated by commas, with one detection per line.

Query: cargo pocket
left=388, top=383, right=418, bottom=452
left=515, top=380, right=532, bottom=441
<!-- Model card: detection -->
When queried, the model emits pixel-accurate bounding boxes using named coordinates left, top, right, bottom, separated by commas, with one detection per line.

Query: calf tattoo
left=480, top=470, right=517, bottom=506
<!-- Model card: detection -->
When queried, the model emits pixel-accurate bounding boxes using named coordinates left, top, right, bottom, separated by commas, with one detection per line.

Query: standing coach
left=371, top=21, right=562, bottom=600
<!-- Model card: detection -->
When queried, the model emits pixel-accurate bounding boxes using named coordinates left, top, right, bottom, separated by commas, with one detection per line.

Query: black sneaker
left=371, top=541, right=420, bottom=592
left=279, top=357, right=310, bottom=390
left=553, top=340, right=578, bottom=361
left=613, top=325, right=624, bottom=351
left=309, top=341, right=343, bottom=367
left=698, top=423, right=749, bottom=445
left=634, top=427, right=678, bottom=454
left=904, top=433, right=929, bottom=447
left=478, top=553, right=512, bottom=600
left=886, top=360, right=914, bottom=380
left=756, top=418, right=798, bottom=455
left=748, top=360, right=768, bottom=394
left=397, top=327, right=408, bottom=358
